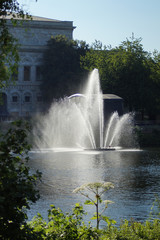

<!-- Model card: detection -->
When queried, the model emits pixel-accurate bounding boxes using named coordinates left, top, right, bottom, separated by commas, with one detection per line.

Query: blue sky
left=18, top=0, right=160, bottom=53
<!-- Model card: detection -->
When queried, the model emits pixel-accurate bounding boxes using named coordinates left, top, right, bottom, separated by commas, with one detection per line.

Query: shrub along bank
left=22, top=205, right=160, bottom=240
left=23, top=181, right=160, bottom=239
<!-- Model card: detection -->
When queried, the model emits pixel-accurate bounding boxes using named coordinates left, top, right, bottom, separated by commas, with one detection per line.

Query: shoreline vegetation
left=24, top=203, right=160, bottom=240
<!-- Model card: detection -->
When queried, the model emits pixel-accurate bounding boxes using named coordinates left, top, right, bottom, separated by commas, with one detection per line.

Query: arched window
left=24, top=66, right=31, bottom=81
left=24, top=92, right=32, bottom=103
left=12, top=93, right=19, bottom=103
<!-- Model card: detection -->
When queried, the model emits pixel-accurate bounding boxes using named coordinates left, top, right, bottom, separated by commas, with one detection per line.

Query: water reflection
left=28, top=149, right=160, bottom=224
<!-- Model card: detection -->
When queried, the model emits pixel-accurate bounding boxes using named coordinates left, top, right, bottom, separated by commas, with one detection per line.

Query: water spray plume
left=33, top=69, right=136, bottom=149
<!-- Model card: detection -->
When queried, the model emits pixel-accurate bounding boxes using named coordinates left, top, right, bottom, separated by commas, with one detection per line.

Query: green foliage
left=146, top=51, right=160, bottom=119
left=24, top=202, right=160, bottom=240
left=0, top=0, right=32, bottom=87
left=101, top=219, right=160, bottom=240
left=0, top=120, right=41, bottom=240
left=26, top=203, right=98, bottom=240
left=80, top=40, right=109, bottom=90
left=0, top=17, right=19, bottom=85
left=81, top=35, right=160, bottom=119
left=73, top=182, right=115, bottom=229
left=40, top=35, right=89, bottom=105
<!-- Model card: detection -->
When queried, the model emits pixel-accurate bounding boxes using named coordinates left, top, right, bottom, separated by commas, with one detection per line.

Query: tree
left=106, top=36, right=150, bottom=113
left=0, top=121, right=41, bottom=239
left=0, top=0, right=33, bottom=87
left=146, top=50, right=160, bottom=119
left=80, top=40, right=110, bottom=91
left=40, top=35, right=89, bottom=106
left=81, top=36, right=159, bottom=119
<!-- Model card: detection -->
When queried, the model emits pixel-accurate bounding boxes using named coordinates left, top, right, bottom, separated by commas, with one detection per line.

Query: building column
left=18, top=66, right=24, bottom=82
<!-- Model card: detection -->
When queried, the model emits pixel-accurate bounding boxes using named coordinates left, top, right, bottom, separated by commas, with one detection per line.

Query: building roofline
left=103, top=94, right=123, bottom=100
left=1, top=13, right=61, bottom=22
left=0, top=14, right=76, bottom=29
left=0, top=14, right=76, bottom=30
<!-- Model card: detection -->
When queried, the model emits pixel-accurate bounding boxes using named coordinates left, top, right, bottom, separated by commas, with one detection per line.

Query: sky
left=18, top=0, right=160, bottom=53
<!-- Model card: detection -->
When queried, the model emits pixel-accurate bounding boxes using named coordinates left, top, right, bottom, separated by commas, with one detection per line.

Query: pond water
left=28, top=148, right=160, bottom=225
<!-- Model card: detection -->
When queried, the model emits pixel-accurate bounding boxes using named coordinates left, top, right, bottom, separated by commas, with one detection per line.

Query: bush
left=25, top=205, right=160, bottom=240
left=102, top=219, right=160, bottom=240
left=26, top=204, right=98, bottom=240
left=0, top=121, right=41, bottom=240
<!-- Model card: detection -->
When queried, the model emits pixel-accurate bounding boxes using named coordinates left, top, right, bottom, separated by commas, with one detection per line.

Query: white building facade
left=0, top=16, right=75, bottom=119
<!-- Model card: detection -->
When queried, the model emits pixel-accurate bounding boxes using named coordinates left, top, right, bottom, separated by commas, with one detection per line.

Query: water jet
left=34, top=69, right=136, bottom=150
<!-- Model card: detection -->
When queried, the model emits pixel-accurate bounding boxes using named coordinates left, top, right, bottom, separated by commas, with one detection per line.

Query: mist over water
left=33, top=69, right=137, bottom=149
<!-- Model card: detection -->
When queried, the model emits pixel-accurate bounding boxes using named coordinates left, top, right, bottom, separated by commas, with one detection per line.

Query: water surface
left=28, top=148, right=160, bottom=225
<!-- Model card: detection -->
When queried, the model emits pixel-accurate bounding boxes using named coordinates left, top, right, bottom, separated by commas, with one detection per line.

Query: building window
left=24, top=92, right=32, bottom=103
left=25, top=96, right=31, bottom=102
left=12, top=96, right=18, bottom=102
left=36, top=66, right=42, bottom=81
left=24, top=66, right=31, bottom=81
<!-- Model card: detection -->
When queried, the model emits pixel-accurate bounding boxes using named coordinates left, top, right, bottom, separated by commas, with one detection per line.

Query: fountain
left=33, top=69, right=136, bottom=150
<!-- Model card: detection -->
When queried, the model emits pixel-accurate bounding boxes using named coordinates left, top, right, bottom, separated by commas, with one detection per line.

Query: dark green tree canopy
left=81, top=36, right=160, bottom=119
left=0, top=121, right=41, bottom=239
left=40, top=35, right=89, bottom=106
